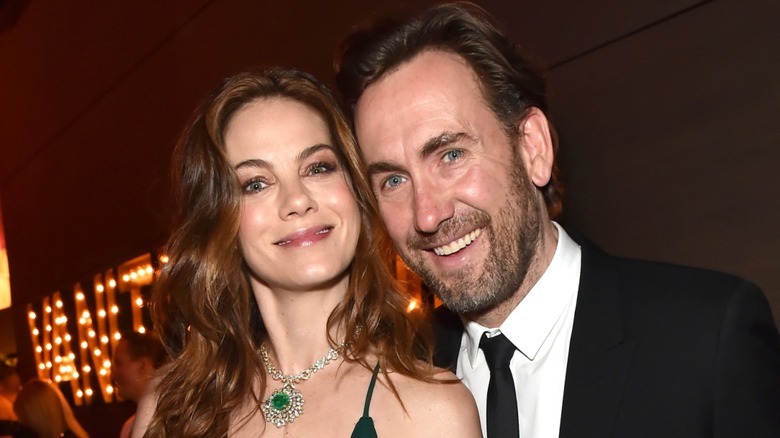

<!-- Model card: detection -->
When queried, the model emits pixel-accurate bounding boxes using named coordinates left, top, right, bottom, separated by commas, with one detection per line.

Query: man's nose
left=412, top=182, right=454, bottom=234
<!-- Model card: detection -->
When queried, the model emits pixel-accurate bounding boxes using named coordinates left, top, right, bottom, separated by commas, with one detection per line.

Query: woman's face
left=224, top=97, right=361, bottom=293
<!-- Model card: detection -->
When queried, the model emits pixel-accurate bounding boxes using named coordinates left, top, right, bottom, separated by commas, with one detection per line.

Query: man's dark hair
left=119, top=331, right=166, bottom=369
left=336, top=2, right=563, bottom=217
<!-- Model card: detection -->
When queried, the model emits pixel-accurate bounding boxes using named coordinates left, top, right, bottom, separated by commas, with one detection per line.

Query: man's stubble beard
left=400, top=154, right=544, bottom=315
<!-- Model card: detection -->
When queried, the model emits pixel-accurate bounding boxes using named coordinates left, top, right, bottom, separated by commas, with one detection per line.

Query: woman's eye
left=307, top=161, right=336, bottom=176
left=242, top=179, right=268, bottom=193
left=443, top=149, right=464, bottom=163
left=382, top=174, right=406, bottom=189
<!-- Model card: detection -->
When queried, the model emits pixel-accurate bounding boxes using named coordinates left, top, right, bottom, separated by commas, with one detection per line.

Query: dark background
left=1, top=0, right=778, bottom=435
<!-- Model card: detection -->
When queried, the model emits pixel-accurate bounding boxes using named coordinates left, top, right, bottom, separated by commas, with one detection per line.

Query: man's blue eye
left=384, top=175, right=406, bottom=188
left=443, top=149, right=464, bottom=162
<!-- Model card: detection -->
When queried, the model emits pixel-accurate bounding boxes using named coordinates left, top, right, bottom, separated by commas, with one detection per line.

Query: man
left=336, top=3, right=780, bottom=437
left=112, top=331, right=164, bottom=438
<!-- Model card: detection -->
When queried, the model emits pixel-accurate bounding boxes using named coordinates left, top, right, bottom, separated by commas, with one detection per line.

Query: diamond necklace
left=259, top=340, right=347, bottom=427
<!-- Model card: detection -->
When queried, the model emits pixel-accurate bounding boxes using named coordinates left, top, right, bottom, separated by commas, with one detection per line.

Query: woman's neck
left=251, top=273, right=350, bottom=374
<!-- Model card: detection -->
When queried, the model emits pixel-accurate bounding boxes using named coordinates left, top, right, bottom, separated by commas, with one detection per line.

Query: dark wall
left=1, top=0, right=778, bottom=432
left=551, top=0, right=780, bottom=324
left=0, top=308, right=15, bottom=355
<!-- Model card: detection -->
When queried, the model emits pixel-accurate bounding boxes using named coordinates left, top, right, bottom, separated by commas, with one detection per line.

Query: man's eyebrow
left=366, top=161, right=406, bottom=179
left=365, top=133, right=473, bottom=179
left=419, top=132, right=471, bottom=160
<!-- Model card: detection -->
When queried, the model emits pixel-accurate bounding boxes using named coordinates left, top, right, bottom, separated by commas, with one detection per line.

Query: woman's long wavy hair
left=145, top=68, right=432, bottom=437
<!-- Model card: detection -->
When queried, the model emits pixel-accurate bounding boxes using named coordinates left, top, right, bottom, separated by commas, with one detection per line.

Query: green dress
left=350, top=364, right=381, bottom=438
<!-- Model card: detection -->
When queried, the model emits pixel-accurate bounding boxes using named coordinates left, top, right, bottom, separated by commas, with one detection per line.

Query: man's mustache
left=406, top=210, right=490, bottom=250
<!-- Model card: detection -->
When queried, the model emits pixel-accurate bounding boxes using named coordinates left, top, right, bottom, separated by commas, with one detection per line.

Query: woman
left=133, top=68, right=480, bottom=437
left=12, top=379, right=89, bottom=438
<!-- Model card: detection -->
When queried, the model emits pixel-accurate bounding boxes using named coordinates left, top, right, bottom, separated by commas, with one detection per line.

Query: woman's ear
left=517, top=107, right=554, bottom=188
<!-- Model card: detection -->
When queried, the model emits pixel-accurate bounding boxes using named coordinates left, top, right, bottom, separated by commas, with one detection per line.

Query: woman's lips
left=275, top=226, right=333, bottom=247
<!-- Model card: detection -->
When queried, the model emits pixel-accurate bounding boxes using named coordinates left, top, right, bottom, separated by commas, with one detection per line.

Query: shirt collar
left=462, top=222, right=581, bottom=366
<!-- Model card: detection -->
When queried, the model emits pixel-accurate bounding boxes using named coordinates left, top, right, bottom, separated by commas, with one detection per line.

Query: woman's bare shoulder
left=385, top=367, right=482, bottom=437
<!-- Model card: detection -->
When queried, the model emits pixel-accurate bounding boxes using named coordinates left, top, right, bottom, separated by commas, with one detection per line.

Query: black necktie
left=480, top=332, right=519, bottom=438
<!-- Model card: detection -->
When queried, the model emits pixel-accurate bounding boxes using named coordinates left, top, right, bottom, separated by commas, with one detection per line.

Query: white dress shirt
left=457, top=222, right=581, bottom=438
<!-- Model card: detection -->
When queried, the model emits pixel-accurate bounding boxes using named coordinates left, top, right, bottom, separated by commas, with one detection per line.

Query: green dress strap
left=350, top=363, right=381, bottom=438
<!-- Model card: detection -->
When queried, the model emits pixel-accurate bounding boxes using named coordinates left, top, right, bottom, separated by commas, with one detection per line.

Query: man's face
left=111, top=340, right=147, bottom=402
left=354, top=50, right=547, bottom=315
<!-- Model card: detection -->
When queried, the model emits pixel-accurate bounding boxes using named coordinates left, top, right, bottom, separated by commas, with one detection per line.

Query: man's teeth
left=433, top=228, right=483, bottom=256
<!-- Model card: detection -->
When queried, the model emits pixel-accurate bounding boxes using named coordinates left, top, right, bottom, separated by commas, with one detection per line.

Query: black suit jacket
left=432, top=237, right=780, bottom=437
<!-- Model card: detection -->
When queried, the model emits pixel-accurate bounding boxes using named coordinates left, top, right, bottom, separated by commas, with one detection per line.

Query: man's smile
left=433, top=227, right=483, bottom=256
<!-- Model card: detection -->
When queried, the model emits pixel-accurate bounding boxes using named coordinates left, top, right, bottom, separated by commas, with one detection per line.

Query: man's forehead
left=354, top=51, right=486, bottom=161
left=355, top=105, right=454, bottom=165
left=360, top=50, right=476, bottom=100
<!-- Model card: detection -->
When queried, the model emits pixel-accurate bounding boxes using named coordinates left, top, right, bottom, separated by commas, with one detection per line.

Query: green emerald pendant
left=271, top=392, right=290, bottom=410
left=262, top=384, right=304, bottom=427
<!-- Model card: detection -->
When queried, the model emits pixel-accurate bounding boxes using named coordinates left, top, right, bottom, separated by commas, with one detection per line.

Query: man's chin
left=439, top=291, right=500, bottom=315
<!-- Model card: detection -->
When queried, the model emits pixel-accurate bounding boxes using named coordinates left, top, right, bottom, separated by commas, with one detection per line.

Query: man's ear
left=139, top=357, right=154, bottom=376
left=517, top=107, right=554, bottom=188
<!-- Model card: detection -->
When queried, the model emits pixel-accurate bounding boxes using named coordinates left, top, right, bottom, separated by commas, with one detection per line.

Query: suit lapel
left=431, top=305, right=463, bottom=372
left=429, top=234, right=636, bottom=436
left=559, top=239, right=635, bottom=438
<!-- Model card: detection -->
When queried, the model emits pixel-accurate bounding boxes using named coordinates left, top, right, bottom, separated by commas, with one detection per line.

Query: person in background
left=13, top=379, right=89, bottom=438
left=0, top=360, right=20, bottom=412
left=111, top=332, right=165, bottom=438
left=0, top=361, right=21, bottom=437
left=132, top=68, right=480, bottom=437
left=336, top=2, right=780, bottom=437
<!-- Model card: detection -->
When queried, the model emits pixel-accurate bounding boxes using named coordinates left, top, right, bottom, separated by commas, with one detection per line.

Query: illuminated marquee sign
left=25, top=253, right=164, bottom=404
